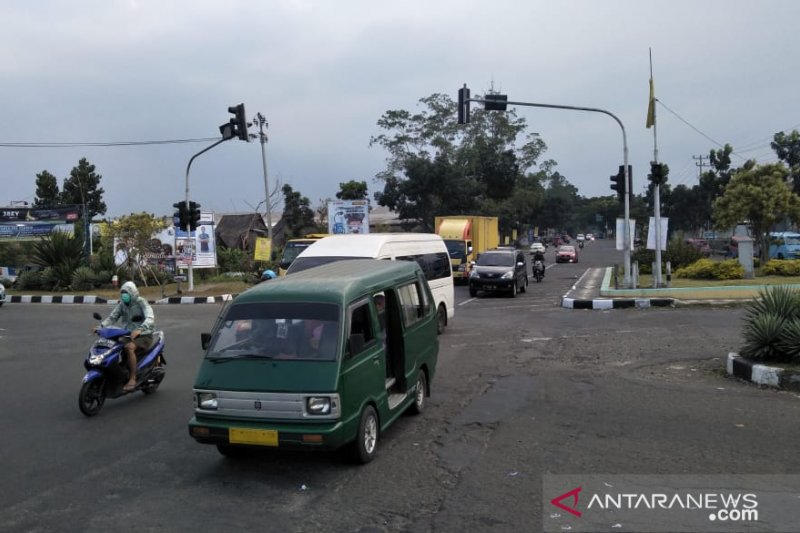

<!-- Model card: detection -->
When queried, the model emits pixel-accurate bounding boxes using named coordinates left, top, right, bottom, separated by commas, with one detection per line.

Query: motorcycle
left=79, top=312, right=167, bottom=417
left=533, top=260, right=545, bottom=282
left=579, top=241, right=584, bottom=249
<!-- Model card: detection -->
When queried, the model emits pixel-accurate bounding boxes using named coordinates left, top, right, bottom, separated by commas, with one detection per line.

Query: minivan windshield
left=206, top=302, right=340, bottom=361
left=279, top=241, right=312, bottom=269
left=476, top=252, right=514, bottom=267
left=286, top=256, right=365, bottom=275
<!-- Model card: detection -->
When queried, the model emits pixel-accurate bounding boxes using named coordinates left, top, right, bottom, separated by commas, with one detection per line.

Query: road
left=1, top=239, right=799, bottom=532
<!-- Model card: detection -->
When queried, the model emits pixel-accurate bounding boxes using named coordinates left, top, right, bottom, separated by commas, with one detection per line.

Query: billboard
left=328, top=200, right=369, bottom=235
left=0, top=205, right=82, bottom=241
left=175, top=211, right=217, bottom=268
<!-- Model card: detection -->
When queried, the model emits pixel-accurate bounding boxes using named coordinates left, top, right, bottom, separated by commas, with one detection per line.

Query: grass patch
left=638, top=274, right=800, bottom=288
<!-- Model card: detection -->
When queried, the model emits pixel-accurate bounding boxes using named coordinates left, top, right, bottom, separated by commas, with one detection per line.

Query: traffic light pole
left=468, top=96, right=632, bottom=287
left=184, top=138, right=226, bottom=291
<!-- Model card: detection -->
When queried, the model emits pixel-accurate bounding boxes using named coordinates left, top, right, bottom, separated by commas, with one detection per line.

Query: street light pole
left=467, top=94, right=633, bottom=288
left=254, top=113, right=273, bottom=243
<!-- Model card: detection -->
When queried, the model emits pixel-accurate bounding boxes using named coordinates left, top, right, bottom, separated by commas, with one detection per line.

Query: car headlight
left=306, top=396, right=331, bottom=415
left=195, top=392, right=218, bottom=410
left=501, top=271, right=513, bottom=279
left=469, top=268, right=478, bottom=278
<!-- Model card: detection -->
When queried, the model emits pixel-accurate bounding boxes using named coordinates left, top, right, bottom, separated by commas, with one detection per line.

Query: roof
left=232, top=259, right=422, bottom=306
left=215, top=213, right=268, bottom=249
left=299, top=233, right=443, bottom=258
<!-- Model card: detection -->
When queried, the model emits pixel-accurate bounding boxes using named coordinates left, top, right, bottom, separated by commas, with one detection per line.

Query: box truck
left=435, top=216, right=499, bottom=283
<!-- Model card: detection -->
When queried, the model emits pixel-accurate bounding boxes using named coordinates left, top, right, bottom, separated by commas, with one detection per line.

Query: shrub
left=16, top=270, right=42, bottom=290
left=674, top=259, right=744, bottom=280
left=740, top=285, right=800, bottom=363
left=94, top=269, right=113, bottom=287
left=39, top=267, right=60, bottom=291
left=631, top=238, right=704, bottom=275
left=762, top=259, right=800, bottom=276
left=71, top=266, right=96, bottom=291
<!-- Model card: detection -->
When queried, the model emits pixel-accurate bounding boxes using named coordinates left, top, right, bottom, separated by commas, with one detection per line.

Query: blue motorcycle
left=79, top=312, right=167, bottom=416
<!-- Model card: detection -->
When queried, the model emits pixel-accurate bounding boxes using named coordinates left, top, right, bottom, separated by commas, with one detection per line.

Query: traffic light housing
left=188, top=201, right=201, bottom=231
left=228, top=103, right=249, bottom=141
left=173, top=201, right=188, bottom=231
left=457, top=85, right=471, bottom=124
left=648, top=162, right=669, bottom=185
left=484, top=93, right=508, bottom=111
left=610, top=170, right=625, bottom=201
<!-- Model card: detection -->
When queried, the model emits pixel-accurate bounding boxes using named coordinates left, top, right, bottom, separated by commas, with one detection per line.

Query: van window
left=287, top=256, right=363, bottom=275
left=397, top=281, right=427, bottom=327
left=397, top=252, right=452, bottom=281
left=347, top=301, right=375, bottom=357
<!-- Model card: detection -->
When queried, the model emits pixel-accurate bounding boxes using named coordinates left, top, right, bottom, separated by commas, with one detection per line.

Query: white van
left=286, top=233, right=455, bottom=334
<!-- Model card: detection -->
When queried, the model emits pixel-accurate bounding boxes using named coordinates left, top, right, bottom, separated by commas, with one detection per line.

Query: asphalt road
left=1, top=240, right=799, bottom=532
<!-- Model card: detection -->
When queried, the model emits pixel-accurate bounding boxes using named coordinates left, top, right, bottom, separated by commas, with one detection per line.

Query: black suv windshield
left=476, top=252, right=514, bottom=267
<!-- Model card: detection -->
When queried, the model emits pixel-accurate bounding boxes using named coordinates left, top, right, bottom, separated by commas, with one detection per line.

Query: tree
left=61, top=158, right=107, bottom=219
left=713, top=162, right=800, bottom=262
left=33, top=170, right=60, bottom=207
left=336, top=180, right=369, bottom=200
left=280, top=184, right=318, bottom=238
left=771, top=130, right=800, bottom=193
left=103, top=212, right=168, bottom=286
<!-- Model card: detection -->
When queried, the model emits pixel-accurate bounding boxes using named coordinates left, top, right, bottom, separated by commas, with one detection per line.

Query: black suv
left=468, top=248, right=528, bottom=297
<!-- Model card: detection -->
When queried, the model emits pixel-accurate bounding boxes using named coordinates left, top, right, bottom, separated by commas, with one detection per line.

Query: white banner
left=615, top=218, right=636, bottom=251
left=328, top=200, right=369, bottom=234
left=647, top=217, right=669, bottom=250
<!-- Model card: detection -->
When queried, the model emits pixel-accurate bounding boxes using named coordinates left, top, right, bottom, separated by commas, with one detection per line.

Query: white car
left=586, top=233, right=595, bottom=241
left=0, top=282, right=5, bottom=307
left=529, top=242, right=546, bottom=254
left=576, top=234, right=585, bottom=242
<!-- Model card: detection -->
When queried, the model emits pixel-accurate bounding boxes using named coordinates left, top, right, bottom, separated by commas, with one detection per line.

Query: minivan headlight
left=195, top=392, right=218, bottom=410
left=501, top=271, right=513, bottom=279
left=306, top=396, right=331, bottom=415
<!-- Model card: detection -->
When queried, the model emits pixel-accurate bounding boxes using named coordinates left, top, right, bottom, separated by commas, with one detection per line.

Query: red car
left=555, top=245, right=578, bottom=263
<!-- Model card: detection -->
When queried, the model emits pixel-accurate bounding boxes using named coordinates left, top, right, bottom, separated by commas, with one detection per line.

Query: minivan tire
left=351, top=405, right=379, bottom=464
left=409, top=370, right=427, bottom=415
left=436, top=305, right=447, bottom=334
left=510, top=282, right=517, bottom=298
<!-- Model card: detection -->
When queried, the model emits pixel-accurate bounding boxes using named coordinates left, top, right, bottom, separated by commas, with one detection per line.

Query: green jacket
left=101, top=281, right=156, bottom=336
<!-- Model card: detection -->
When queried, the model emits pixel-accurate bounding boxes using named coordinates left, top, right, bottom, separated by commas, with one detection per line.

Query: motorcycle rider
left=96, top=281, right=157, bottom=392
left=532, top=249, right=546, bottom=277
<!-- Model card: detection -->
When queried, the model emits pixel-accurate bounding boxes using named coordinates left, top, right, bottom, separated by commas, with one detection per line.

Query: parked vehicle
left=468, top=248, right=528, bottom=297
left=0, top=281, right=5, bottom=306
left=286, top=233, right=454, bottom=334
left=79, top=312, right=167, bottom=416
left=435, top=216, right=499, bottom=283
left=768, top=232, right=800, bottom=259
left=685, top=238, right=712, bottom=257
left=556, top=245, right=578, bottom=263
left=188, top=259, right=439, bottom=464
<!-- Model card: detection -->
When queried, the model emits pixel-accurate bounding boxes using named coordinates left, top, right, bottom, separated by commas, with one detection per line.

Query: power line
left=0, top=137, right=219, bottom=148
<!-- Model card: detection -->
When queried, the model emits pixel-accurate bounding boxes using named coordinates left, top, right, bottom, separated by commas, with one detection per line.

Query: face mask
left=121, top=292, right=132, bottom=304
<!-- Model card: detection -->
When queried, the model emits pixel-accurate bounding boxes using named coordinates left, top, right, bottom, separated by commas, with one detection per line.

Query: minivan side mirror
left=201, top=332, right=212, bottom=350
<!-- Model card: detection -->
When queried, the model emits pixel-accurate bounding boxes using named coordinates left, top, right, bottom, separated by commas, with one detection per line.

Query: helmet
left=261, top=269, right=277, bottom=281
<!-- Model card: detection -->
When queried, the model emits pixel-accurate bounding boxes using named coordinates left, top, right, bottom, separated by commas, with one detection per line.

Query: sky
left=2, top=0, right=799, bottom=218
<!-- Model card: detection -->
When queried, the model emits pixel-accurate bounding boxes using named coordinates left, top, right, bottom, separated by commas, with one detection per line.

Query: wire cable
left=0, top=138, right=220, bottom=148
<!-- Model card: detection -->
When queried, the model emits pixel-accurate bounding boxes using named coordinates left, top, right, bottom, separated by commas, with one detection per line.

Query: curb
left=561, top=297, right=674, bottom=310
left=8, top=294, right=238, bottom=305
left=727, top=352, right=800, bottom=392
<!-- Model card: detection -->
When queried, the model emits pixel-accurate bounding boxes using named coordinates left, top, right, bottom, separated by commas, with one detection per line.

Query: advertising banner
left=0, top=205, right=81, bottom=223
left=175, top=212, right=216, bottom=268
left=328, top=200, right=369, bottom=235
left=254, top=237, right=272, bottom=262
left=616, top=218, right=636, bottom=251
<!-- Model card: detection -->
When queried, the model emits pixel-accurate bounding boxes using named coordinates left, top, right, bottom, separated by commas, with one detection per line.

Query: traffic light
left=172, top=201, right=188, bottom=231
left=484, top=93, right=508, bottom=111
left=609, top=170, right=625, bottom=202
left=228, top=103, right=249, bottom=141
left=648, top=162, right=669, bottom=185
left=188, top=201, right=201, bottom=231
left=457, top=85, right=471, bottom=124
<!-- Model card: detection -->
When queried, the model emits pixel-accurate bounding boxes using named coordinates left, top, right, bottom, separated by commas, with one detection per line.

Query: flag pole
left=650, top=48, right=664, bottom=287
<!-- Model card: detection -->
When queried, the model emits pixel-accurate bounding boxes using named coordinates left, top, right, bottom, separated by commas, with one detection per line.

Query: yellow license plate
left=229, top=428, right=278, bottom=447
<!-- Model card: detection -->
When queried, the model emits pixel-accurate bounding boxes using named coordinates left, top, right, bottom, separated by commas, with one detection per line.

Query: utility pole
left=254, top=112, right=273, bottom=243
left=693, top=155, right=709, bottom=178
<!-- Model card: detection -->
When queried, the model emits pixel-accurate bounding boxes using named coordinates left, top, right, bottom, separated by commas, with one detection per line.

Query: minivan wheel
left=351, top=405, right=379, bottom=464
left=510, top=281, right=517, bottom=298
left=520, top=276, right=528, bottom=293
left=409, top=370, right=427, bottom=415
left=436, top=305, right=447, bottom=334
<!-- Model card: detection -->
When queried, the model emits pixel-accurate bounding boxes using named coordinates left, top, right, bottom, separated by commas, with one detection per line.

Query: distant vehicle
left=277, top=234, right=329, bottom=276
left=768, top=232, right=800, bottom=259
left=576, top=234, right=585, bottom=242
left=0, top=282, right=5, bottom=306
left=469, top=248, right=528, bottom=298
left=586, top=233, right=595, bottom=241
left=685, top=238, right=712, bottom=257
left=555, top=245, right=578, bottom=263
left=435, top=216, right=499, bottom=283
left=529, top=242, right=546, bottom=254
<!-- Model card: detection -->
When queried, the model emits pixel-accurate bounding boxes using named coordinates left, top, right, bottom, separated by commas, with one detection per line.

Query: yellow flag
left=254, top=237, right=272, bottom=261
left=646, top=78, right=655, bottom=128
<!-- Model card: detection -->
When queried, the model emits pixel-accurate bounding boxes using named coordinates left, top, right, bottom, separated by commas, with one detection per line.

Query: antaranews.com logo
left=543, top=475, right=800, bottom=533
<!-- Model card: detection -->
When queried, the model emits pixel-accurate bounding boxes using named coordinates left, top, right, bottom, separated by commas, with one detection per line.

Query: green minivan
left=188, top=259, right=439, bottom=463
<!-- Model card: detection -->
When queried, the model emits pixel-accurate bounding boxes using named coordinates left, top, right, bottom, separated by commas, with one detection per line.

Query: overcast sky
left=2, top=0, right=798, bottom=218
